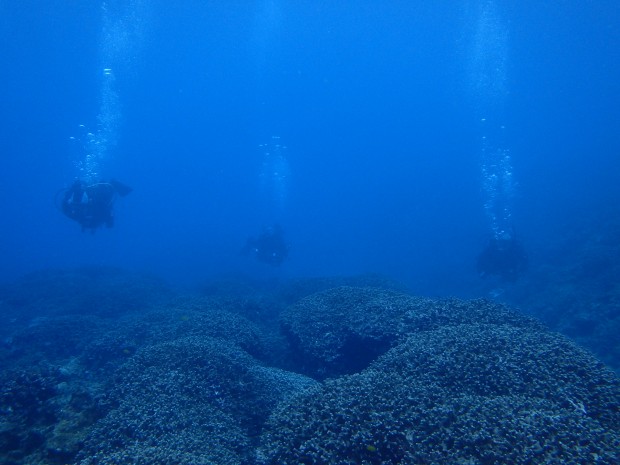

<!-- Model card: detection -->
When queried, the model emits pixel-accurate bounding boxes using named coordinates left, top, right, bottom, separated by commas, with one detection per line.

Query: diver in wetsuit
left=477, top=232, right=528, bottom=282
left=243, top=225, right=289, bottom=266
left=61, top=179, right=132, bottom=232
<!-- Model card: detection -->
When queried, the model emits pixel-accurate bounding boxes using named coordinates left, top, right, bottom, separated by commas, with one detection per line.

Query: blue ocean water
left=1, top=3, right=620, bottom=463
left=1, top=1, right=618, bottom=292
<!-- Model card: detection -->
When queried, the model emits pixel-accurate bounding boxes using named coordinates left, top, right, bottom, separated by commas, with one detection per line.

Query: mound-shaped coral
left=281, top=286, right=541, bottom=378
left=277, top=274, right=409, bottom=305
left=128, top=297, right=267, bottom=357
left=2, top=271, right=619, bottom=465
left=72, top=294, right=274, bottom=379
left=76, top=336, right=317, bottom=465
left=259, top=322, right=620, bottom=464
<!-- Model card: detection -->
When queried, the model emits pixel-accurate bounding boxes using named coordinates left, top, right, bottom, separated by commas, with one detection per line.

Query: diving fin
left=110, top=179, right=133, bottom=197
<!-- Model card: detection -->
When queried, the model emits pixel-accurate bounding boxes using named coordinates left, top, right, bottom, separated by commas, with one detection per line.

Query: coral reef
left=259, top=322, right=620, bottom=464
left=0, top=268, right=618, bottom=464
left=281, top=286, right=541, bottom=378
left=75, top=337, right=316, bottom=465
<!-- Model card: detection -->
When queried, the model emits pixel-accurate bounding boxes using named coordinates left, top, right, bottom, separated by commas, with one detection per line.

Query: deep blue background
left=1, top=0, right=618, bottom=294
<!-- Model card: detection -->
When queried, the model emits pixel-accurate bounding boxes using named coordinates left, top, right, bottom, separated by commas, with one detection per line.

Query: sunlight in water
left=259, top=136, right=291, bottom=220
left=73, top=0, right=149, bottom=183
left=470, top=1, right=515, bottom=240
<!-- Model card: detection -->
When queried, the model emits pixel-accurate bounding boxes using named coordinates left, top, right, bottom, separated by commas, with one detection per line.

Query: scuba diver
left=477, top=231, right=528, bottom=282
left=60, top=179, right=132, bottom=232
left=243, top=224, right=289, bottom=266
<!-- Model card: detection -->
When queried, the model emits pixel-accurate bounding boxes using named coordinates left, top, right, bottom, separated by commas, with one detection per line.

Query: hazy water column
left=259, top=136, right=290, bottom=222
left=74, top=0, right=147, bottom=183
left=253, top=2, right=291, bottom=223
left=469, top=1, right=515, bottom=240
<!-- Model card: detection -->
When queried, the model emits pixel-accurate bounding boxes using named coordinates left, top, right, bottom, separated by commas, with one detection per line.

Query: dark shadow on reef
left=0, top=267, right=618, bottom=464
